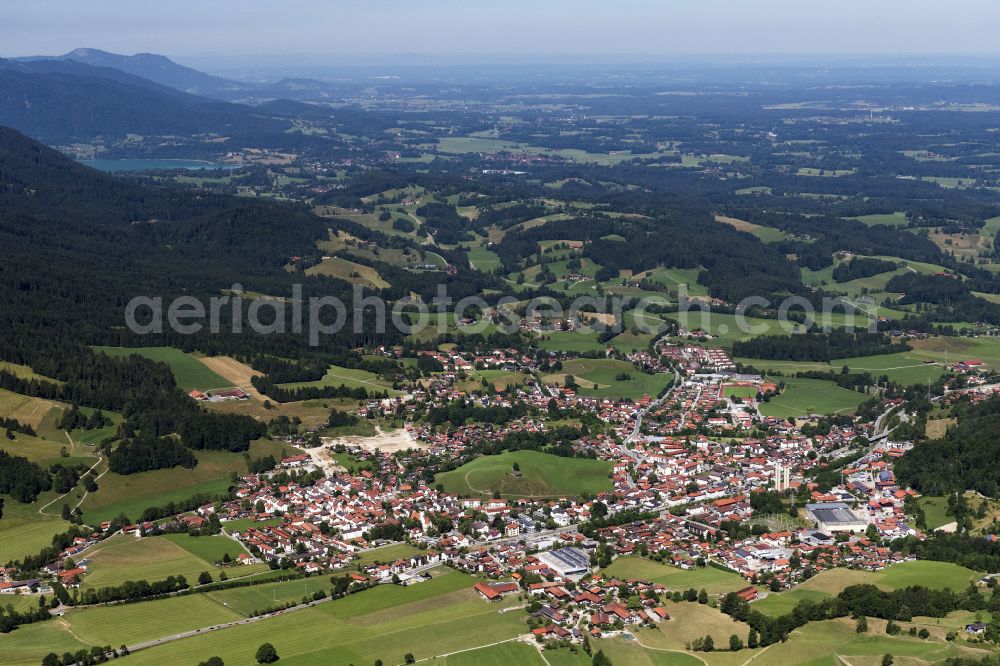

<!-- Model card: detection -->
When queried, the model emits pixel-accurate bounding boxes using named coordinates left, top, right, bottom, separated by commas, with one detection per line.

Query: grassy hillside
left=436, top=450, right=612, bottom=498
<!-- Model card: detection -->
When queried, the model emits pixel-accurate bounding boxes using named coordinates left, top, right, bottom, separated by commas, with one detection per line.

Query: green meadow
left=436, top=450, right=612, bottom=498
left=758, top=377, right=866, bottom=418
left=601, top=556, right=748, bottom=595
left=277, top=364, right=399, bottom=394
left=544, top=358, right=671, bottom=401
left=92, top=347, right=232, bottom=391
left=110, top=568, right=527, bottom=666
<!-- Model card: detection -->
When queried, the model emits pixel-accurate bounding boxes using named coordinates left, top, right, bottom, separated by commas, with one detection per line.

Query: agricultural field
left=92, top=347, right=233, bottom=391
left=0, top=495, right=72, bottom=566
left=205, top=576, right=334, bottom=616
left=65, top=593, right=244, bottom=648
left=436, top=136, right=671, bottom=165
left=663, top=311, right=800, bottom=347
left=758, top=377, right=866, bottom=418
left=543, top=358, right=671, bottom=401
left=753, top=561, right=984, bottom=625
left=590, top=638, right=703, bottom=666
left=537, top=328, right=608, bottom=354
left=277, top=364, right=399, bottom=394
left=204, top=394, right=339, bottom=428
left=619, top=598, right=755, bottom=658
left=0, top=387, right=62, bottom=431
left=633, top=266, right=708, bottom=297
left=435, top=450, right=612, bottom=498
left=466, top=244, right=503, bottom=272
left=741, top=343, right=957, bottom=387
left=751, top=587, right=834, bottom=617
left=305, top=255, right=391, bottom=289
left=831, top=351, right=949, bottom=386
left=354, top=543, right=428, bottom=567
left=601, top=557, right=749, bottom=596
left=78, top=440, right=291, bottom=524
left=453, top=369, right=527, bottom=393
left=111, top=567, right=528, bottom=666
left=0, top=361, right=62, bottom=384
left=80, top=532, right=263, bottom=589
left=755, top=616, right=985, bottom=665
left=427, top=641, right=547, bottom=666
left=714, top=215, right=787, bottom=243
left=849, top=211, right=909, bottom=227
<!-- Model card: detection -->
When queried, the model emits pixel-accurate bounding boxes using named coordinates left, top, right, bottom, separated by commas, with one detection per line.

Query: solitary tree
left=256, top=643, right=279, bottom=664
left=729, top=634, right=743, bottom=651
left=856, top=616, right=869, bottom=633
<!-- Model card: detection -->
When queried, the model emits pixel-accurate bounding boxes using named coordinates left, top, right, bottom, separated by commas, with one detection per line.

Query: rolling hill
left=20, top=48, right=240, bottom=97
left=0, top=57, right=286, bottom=141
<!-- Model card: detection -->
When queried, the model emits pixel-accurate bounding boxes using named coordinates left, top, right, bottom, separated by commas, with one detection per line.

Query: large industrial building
left=536, top=547, right=591, bottom=580
left=805, top=502, right=869, bottom=534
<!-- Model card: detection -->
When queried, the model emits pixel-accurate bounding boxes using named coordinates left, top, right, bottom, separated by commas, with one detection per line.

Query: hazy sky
left=4, top=0, right=1000, bottom=60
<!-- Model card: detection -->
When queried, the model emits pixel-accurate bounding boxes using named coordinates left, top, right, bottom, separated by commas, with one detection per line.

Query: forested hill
left=895, top=396, right=1000, bottom=497
left=0, top=58, right=284, bottom=141
left=0, top=125, right=396, bottom=361
left=0, top=126, right=407, bottom=482
left=19, top=48, right=239, bottom=97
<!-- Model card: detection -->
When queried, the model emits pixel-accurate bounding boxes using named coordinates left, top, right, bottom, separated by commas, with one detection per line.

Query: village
left=12, top=339, right=1000, bottom=654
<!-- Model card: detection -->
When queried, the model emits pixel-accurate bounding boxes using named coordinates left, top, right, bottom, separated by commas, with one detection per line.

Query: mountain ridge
left=16, top=47, right=239, bottom=96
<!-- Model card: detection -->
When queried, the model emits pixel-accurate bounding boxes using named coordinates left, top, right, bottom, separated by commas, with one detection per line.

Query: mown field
left=305, top=255, right=391, bottom=289
left=98, top=567, right=527, bottom=666
left=80, top=532, right=263, bottom=589
left=79, top=440, right=290, bottom=524
left=205, top=576, right=334, bottom=616
left=601, top=557, right=748, bottom=596
left=277, top=364, right=399, bottom=394
left=0, top=495, right=72, bottom=566
left=752, top=560, right=983, bottom=618
left=542, top=358, right=671, bottom=401
left=92, top=347, right=233, bottom=391
left=741, top=331, right=1000, bottom=388
left=435, top=450, right=612, bottom=498
left=354, top=542, right=428, bottom=567
left=757, top=377, right=866, bottom=418
left=426, top=641, right=546, bottom=666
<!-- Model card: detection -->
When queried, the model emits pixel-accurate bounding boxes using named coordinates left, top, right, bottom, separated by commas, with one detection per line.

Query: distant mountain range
left=16, top=48, right=241, bottom=97
left=15, top=48, right=358, bottom=103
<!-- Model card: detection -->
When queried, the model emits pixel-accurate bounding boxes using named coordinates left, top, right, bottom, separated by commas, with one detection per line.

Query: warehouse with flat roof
left=537, top=547, right=591, bottom=580
left=805, top=502, right=868, bottom=533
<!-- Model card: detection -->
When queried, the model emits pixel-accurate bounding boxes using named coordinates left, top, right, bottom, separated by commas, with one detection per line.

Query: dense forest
left=832, top=257, right=899, bottom=283
left=895, top=395, right=1000, bottom=496
left=732, top=332, right=909, bottom=362
left=0, top=451, right=51, bottom=503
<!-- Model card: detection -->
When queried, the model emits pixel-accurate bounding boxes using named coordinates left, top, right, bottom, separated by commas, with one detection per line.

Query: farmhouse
left=473, top=581, right=519, bottom=602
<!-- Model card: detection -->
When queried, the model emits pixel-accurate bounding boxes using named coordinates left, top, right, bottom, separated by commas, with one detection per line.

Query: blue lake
left=80, top=159, right=237, bottom=172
